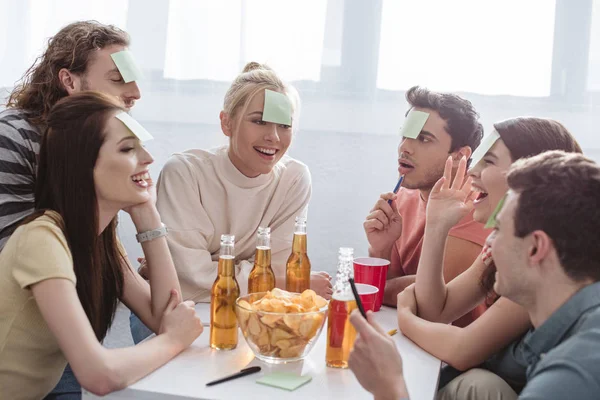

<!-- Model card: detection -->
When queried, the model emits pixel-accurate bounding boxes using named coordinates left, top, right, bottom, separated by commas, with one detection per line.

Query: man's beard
left=402, top=162, right=445, bottom=191
left=80, top=78, right=90, bottom=91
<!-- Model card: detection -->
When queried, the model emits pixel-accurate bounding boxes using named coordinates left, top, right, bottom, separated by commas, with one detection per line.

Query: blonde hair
left=223, top=62, right=300, bottom=132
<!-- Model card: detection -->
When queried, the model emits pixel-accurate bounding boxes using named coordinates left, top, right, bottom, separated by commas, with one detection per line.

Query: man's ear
left=529, top=230, right=552, bottom=265
left=451, top=145, right=472, bottom=163
left=220, top=111, right=233, bottom=138
left=58, top=68, right=81, bottom=94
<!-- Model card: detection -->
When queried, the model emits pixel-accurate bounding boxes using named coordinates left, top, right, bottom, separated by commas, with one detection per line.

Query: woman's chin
left=473, top=207, right=491, bottom=225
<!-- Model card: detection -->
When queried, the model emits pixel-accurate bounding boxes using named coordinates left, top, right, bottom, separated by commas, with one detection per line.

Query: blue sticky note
left=115, top=112, right=153, bottom=141
left=111, top=50, right=143, bottom=83
left=256, top=372, right=312, bottom=391
left=262, top=89, right=292, bottom=126
left=400, top=109, right=429, bottom=139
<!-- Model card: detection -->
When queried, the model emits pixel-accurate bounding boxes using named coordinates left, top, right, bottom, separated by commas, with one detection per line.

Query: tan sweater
left=0, top=212, right=76, bottom=399
left=156, top=146, right=311, bottom=302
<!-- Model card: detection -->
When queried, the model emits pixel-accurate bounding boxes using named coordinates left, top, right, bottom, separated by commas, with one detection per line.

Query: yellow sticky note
left=115, top=112, right=153, bottom=141
left=470, top=130, right=501, bottom=169
left=111, top=50, right=143, bottom=83
left=399, top=109, right=429, bottom=139
left=485, top=193, right=507, bottom=229
left=262, top=89, right=292, bottom=126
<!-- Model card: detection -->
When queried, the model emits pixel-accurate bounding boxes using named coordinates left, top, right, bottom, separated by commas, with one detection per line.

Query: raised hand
left=364, top=192, right=403, bottom=256
left=427, top=156, right=473, bottom=229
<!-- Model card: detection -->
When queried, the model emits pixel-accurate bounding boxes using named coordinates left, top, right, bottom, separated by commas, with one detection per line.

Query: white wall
left=117, top=87, right=600, bottom=275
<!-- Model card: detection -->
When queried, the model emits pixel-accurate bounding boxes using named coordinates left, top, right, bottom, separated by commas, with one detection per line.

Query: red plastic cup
left=355, top=283, right=379, bottom=312
left=354, top=257, right=390, bottom=311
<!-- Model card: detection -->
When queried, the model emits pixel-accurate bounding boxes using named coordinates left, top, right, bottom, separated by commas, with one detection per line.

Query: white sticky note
left=115, top=112, right=154, bottom=141
left=110, top=50, right=143, bottom=83
left=470, top=130, right=501, bottom=168
left=399, top=110, right=429, bottom=139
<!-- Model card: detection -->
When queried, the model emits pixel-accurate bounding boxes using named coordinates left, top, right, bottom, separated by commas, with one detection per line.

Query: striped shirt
left=0, top=108, right=41, bottom=250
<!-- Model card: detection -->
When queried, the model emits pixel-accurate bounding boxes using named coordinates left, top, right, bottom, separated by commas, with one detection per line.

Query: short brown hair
left=508, top=151, right=600, bottom=283
left=494, top=117, right=582, bottom=161
left=6, top=20, right=129, bottom=126
left=405, top=86, right=484, bottom=152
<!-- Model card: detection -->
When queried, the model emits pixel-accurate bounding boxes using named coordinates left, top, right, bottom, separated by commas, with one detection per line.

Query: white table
left=84, top=304, right=440, bottom=400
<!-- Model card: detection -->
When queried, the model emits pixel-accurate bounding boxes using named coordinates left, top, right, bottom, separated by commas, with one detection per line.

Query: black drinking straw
left=348, top=278, right=368, bottom=319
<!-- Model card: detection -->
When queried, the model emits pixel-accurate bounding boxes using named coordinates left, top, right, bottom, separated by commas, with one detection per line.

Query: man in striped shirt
left=0, top=21, right=140, bottom=252
left=0, top=20, right=141, bottom=399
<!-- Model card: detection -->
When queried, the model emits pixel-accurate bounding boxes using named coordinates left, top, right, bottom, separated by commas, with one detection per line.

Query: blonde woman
left=131, top=63, right=331, bottom=342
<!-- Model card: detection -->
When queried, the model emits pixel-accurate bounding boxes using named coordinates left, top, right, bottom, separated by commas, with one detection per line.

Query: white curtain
left=1, top=0, right=599, bottom=267
left=377, top=0, right=556, bottom=96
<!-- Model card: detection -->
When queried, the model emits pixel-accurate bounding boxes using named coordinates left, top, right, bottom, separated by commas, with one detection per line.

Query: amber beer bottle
left=210, top=234, right=240, bottom=350
left=325, top=247, right=358, bottom=368
left=248, top=227, right=276, bottom=293
left=285, top=216, right=311, bottom=293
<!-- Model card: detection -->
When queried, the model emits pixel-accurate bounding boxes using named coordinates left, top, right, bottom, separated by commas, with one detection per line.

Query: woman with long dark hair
left=0, top=92, right=203, bottom=399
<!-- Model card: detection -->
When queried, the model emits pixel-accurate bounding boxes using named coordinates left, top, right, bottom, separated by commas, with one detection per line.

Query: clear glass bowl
left=235, top=292, right=328, bottom=364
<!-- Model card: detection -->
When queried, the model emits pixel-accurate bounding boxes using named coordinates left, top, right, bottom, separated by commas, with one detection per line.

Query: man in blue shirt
left=348, top=150, right=600, bottom=400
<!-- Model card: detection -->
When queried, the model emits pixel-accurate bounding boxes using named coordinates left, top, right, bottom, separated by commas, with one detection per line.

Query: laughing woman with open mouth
left=130, top=62, right=332, bottom=343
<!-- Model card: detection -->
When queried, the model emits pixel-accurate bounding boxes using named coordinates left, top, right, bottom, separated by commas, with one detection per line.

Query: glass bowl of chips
left=236, top=288, right=328, bottom=364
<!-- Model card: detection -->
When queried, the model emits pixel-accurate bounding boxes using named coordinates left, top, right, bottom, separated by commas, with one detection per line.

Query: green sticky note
left=399, top=109, right=429, bottom=139
left=256, top=372, right=312, bottom=391
left=115, top=112, right=154, bottom=141
left=470, top=130, right=501, bottom=169
left=110, top=50, right=143, bottom=83
left=485, top=193, right=508, bottom=229
left=262, top=89, right=292, bottom=126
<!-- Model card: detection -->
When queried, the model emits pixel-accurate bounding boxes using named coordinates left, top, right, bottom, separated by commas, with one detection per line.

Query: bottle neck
left=218, top=255, right=235, bottom=277
left=255, top=246, right=271, bottom=268
left=333, top=255, right=353, bottom=294
left=292, top=232, right=307, bottom=253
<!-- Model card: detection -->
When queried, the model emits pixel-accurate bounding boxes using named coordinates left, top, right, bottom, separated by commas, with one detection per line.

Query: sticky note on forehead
left=485, top=193, right=508, bottom=229
left=115, top=112, right=153, bottom=141
left=110, top=50, right=143, bottom=83
left=262, top=89, right=292, bottom=126
left=471, top=130, right=501, bottom=168
left=400, top=109, right=429, bottom=139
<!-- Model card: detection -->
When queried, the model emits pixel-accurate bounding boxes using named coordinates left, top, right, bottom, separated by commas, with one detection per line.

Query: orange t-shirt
left=391, top=187, right=492, bottom=327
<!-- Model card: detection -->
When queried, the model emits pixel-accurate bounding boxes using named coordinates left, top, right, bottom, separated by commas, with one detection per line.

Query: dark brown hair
left=405, top=86, right=484, bottom=152
left=6, top=21, right=129, bottom=126
left=28, top=91, right=127, bottom=340
left=508, top=151, right=600, bottom=282
left=480, top=118, right=583, bottom=298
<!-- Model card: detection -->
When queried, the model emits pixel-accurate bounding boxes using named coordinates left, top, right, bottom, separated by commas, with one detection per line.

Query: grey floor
left=104, top=303, right=135, bottom=349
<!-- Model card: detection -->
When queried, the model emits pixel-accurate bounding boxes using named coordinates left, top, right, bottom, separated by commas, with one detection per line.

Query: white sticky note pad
left=115, top=112, right=154, bottom=142
left=470, top=130, right=501, bottom=168
left=399, top=110, right=429, bottom=139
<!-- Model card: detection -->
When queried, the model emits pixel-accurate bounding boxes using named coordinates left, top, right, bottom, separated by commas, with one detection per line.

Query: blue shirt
left=484, top=282, right=600, bottom=399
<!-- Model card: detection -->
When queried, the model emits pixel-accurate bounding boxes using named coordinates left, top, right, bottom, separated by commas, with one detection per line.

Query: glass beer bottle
left=285, top=216, right=311, bottom=293
left=248, top=227, right=276, bottom=293
left=210, top=234, right=240, bottom=350
left=325, top=247, right=358, bottom=368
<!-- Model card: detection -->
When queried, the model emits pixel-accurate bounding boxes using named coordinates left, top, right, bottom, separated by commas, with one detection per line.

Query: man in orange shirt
left=364, top=86, right=490, bottom=326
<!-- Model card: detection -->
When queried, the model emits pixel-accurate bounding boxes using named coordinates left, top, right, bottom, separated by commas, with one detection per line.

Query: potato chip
left=260, top=314, right=282, bottom=327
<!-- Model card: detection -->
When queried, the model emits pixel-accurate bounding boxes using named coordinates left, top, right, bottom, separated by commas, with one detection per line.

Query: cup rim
left=354, top=257, right=391, bottom=267
left=355, top=283, right=379, bottom=295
